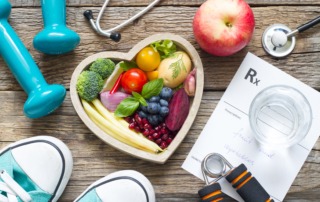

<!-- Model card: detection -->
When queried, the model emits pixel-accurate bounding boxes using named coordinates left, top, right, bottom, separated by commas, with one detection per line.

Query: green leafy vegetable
left=132, top=92, right=147, bottom=106
left=114, top=79, right=164, bottom=117
left=119, top=61, right=137, bottom=71
left=151, top=40, right=177, bottom=59
left=141, top=79, right=164, bottom=99
left=114, top=97, right=140, bottom=117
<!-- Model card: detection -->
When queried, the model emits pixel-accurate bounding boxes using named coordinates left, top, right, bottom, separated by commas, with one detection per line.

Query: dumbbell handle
left=0, top=13, right=47, bottom=94
left=0, top=0, right=66, bottom=118
left=225, top=164, right=274, bottom=202
left=198, top=183, right=237, bottom=202
left=34, top=0, right=80, bottom=55
left=41, top=0, right=66, bottom=26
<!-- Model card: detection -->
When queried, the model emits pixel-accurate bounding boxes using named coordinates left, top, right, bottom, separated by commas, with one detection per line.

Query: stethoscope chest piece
left=262, top=24, right=296, bottom=58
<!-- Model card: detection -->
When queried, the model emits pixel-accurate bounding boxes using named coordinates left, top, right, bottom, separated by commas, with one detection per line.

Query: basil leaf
left=141, top=78, right=163, bottom=99
left=132, top=92, right=147, bottom=106
left=119, top=61, right=137, bottom=71
left=114, top=97, right=139, bottom=117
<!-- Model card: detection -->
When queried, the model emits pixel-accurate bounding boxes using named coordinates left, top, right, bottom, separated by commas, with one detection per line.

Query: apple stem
left=226, top=22, right=232, bottom=28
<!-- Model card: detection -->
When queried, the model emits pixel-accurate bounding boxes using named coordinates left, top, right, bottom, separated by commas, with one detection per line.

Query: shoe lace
left=0, top=170, right=31, bottom=202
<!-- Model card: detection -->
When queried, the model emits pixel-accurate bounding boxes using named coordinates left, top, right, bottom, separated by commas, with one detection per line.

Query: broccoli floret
left=76, top=71, right=104, bottom=102
left=89, top=58, right=115, bottom=79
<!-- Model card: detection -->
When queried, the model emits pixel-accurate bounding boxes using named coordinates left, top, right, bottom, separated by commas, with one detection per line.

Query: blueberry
left=160, top=87, right=173, bottom=100
left=158, top=115, right=164, bottom=123
left=147, top=102, right=160, bottom=114
left=159, top=106, right=169, bottom=117
left=141, top=105, right=148, bottom=112
left=149, top=96, right=160, bottom=102
left=147, top=114, right=159, bottom=126
left=159, top=99, right=168, bottom=106
left=138, top=111, right=147, bottom=118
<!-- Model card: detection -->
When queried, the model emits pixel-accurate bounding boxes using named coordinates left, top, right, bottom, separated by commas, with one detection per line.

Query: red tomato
left=121, top=68, right=148, bottom=93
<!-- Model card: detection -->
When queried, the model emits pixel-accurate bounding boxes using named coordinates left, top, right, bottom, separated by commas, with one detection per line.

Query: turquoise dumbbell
left=0, top=0, right=66, bottom=118
left=33, top=0, right=80, bottom=54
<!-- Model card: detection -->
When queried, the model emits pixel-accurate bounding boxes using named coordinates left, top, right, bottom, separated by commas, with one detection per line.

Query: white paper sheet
left=182, top=53, right=320, bottom=202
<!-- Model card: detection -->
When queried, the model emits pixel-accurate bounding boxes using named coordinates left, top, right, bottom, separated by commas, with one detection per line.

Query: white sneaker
left=0, top=136, right=73, bottom=202
left=74, top=170, right=156, bottom=202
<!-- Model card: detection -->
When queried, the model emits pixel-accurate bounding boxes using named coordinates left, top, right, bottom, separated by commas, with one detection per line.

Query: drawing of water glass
left=249, top=85, right=312, bottom=148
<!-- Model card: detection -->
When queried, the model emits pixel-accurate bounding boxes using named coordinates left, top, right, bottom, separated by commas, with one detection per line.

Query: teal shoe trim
left=77, top=189, right=102, bottom=202
left=0, top=150, right=52, bottom=201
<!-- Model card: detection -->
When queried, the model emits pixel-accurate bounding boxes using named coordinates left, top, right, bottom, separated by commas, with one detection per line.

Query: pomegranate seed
left=142, top=118, right=148, bottom=125
left=160, top=128, right=167, bottom=135
left=155, top=138, right=162, bottom=145
left=160, top=141, right=168, bottom=149
left=129, top=123, right=135, bottom=130
left=166, top=137, right=173, bottom=144
left=135, top=126, right=141, bottom=132
left=161, top=134, right=168, bottom=141
left=124, top=117, right=131, bottom=123
left=135, top=116, right=142, bottom=125
left=161, top=123, right=166, bottom=128
left=150, top=129, right=156, bottom=134
left=143, top=129, right=150, bottom=136
left=155, top=126, right=160, bottom=132
left=143, top=123, right=152, bottom=130
left=147, top=135, right=154, bottom=141
left=153, top=132, right=161, bottom=139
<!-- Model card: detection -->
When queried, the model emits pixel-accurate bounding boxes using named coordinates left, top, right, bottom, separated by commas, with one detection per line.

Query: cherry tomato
left=136, top=47, right=161, bottom=72
left=121, top=68, right=148, bottom=93
left=146, top=70, right=158, bottom=81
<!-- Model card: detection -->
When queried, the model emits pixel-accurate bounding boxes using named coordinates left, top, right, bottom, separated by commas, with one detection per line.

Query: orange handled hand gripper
left=199, top=153, right=274, bottom=202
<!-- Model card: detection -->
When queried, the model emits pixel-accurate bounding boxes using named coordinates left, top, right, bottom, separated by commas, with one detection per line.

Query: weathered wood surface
left=1, top=6, right=320, bottom=91
left=9, top=0, right=320, bottom=7
left=1, top=0, right=320, bottom=201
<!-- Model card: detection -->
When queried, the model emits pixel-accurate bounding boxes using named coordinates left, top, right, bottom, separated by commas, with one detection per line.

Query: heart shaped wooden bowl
left=70, top=33, right=204, bottom=164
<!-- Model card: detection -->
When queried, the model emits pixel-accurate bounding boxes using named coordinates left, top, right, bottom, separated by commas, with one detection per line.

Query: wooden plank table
left=1, top=0, right=320, bottom=201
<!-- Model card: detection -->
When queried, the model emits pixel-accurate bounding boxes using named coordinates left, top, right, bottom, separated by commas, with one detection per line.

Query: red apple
left=193, top=0, right=255, bottom=56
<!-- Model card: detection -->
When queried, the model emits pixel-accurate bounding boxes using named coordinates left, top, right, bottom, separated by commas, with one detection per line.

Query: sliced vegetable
left=165, top=88, right=190, bottom=131
left=101, top=62, right=124, bottom=93
left=109, top=72, right=123, bottom=94
left=100, top=91, right=130, bottom=112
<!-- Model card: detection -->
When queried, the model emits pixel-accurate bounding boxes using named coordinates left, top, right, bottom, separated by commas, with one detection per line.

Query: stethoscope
left=84, top=0, right=161, bottom=42
left=262, top=16, right=320, bottom=58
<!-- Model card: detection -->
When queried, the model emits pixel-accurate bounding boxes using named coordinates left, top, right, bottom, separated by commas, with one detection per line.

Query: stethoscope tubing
left=85, top=0, right=161, bottom=41
left=287, top=15, right=320, bottom=37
